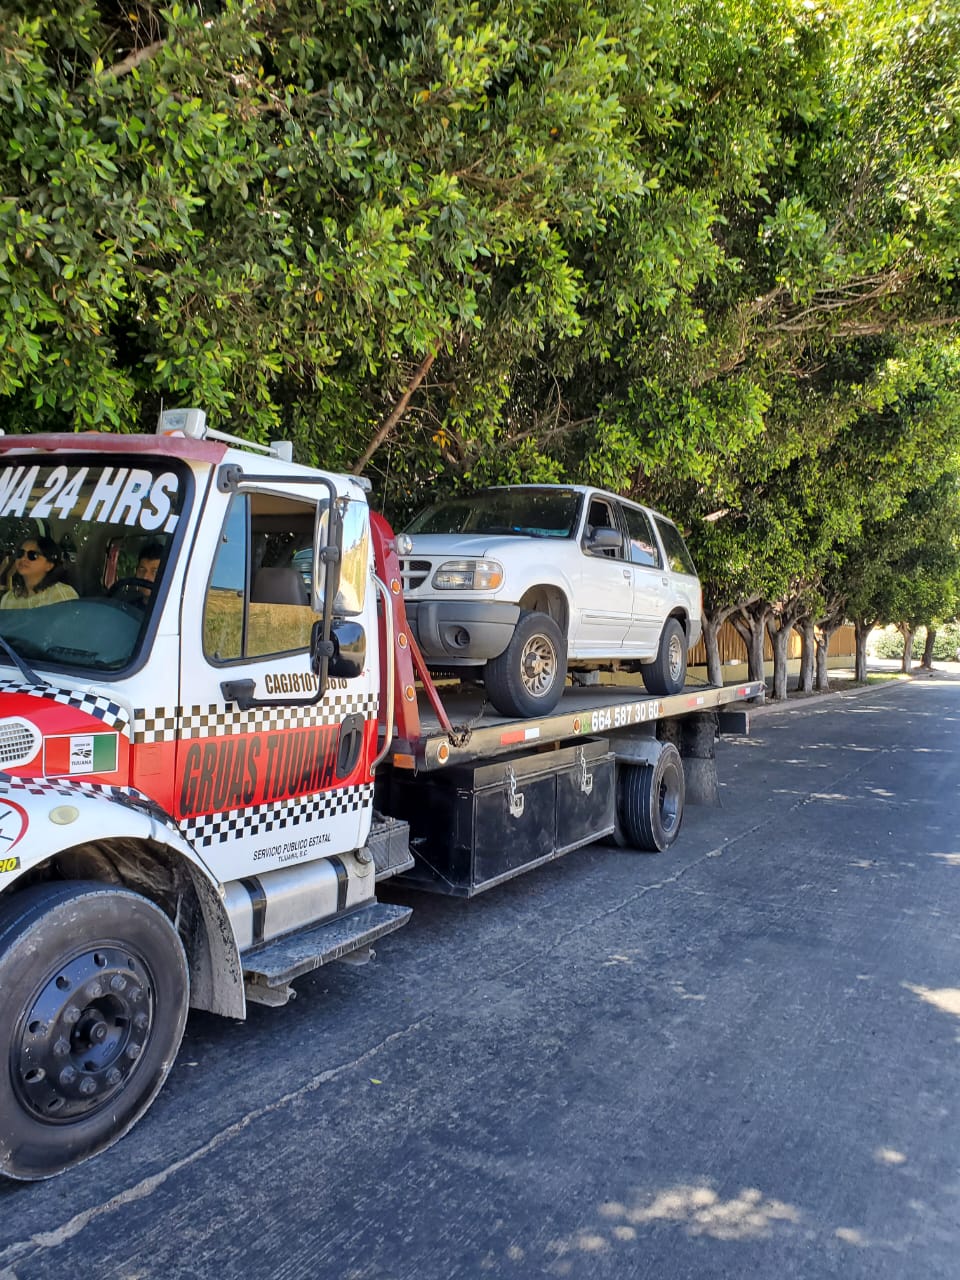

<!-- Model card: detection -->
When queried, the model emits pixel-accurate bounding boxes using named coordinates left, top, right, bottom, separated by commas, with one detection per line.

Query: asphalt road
left=2, top=674, right=959, bottom=1280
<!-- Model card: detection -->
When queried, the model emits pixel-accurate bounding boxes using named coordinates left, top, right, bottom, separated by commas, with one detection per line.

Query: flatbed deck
left=389, top=678, right=766, bottom=771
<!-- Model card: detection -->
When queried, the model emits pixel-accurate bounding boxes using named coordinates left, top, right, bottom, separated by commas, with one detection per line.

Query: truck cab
left=0, top=412, right=410, bottom=1181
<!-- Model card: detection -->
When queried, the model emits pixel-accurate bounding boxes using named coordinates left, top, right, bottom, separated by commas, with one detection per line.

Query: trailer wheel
left=616, top=745, right=685, bottom=852
left=483, top=610, right=567, bottom=718
left=641, top=618, right=687, bottom=696
left=0, top=881, right=189, bottom=1182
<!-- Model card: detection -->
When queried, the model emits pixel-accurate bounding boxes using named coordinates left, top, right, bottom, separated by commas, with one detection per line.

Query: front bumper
left=405, top=600, right=520, bottom=663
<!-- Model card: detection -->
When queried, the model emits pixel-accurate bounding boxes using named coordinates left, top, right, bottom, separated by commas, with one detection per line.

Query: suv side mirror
left=585, top=527, right=623, bottom=553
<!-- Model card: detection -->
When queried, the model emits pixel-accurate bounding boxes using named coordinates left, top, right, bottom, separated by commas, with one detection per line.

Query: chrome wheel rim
left=520, top=633, right=558, bottom=698
left=668, top=633, right=684, bottom=683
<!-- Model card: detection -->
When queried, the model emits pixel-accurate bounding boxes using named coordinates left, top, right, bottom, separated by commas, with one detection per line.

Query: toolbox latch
left=505, top=766, right=525, bottom=819
left=576, top=746, right=594, bottom=796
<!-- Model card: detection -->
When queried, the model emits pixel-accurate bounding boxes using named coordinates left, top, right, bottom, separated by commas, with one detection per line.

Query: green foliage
left=0, top=0, right=959, bottom=621
left=872, top=623, right=960, bottom=660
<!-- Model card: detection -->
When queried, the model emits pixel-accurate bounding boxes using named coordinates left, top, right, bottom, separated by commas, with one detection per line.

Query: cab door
left=174, top=486, right=379, bottom=883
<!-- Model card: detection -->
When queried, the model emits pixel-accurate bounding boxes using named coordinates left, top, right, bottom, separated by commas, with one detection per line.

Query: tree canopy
left=2, top=0, right=959, bottom=671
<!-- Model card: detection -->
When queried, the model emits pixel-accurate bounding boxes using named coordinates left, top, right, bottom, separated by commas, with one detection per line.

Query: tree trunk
left=853, top=618, right=874, bottom=683
left=731, top=607, right=767, bottom=684
left=814, top=620, right=841, bottom=690
left=767, top=619, right=793, bottom=700
left=898, top=622, right=914, bottom=673
left=701, top=613, right=725, bottom=687
left=796, top=619, right=816, bottom=693
left=921, top=627, right=936, bottom=669
left=860, top=616, right=875, bottom=680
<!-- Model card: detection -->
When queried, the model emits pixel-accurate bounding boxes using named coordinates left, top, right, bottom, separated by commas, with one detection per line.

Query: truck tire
left=0, top=880, right=189, bottom=1182
left=616, top=745, right=685, bottom=851
left=641, top=617, right=687, bottom=696
left=483, top=610, right=567, bottom=718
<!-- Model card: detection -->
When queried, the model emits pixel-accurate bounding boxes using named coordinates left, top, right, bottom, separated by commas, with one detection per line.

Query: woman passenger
left=0, top=537, right=78, bottom=610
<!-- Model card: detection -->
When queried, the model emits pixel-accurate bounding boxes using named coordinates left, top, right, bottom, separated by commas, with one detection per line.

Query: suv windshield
left=0, top=456, right=188, bottom=675
left=406, top=487, right=582, bottom=538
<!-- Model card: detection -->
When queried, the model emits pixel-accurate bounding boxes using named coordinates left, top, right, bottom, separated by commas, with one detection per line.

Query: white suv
left=399, top=484, right=702, bottom=718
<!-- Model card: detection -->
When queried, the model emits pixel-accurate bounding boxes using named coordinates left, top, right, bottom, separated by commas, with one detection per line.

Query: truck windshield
left=405, top=487, right=582, bottom=538
left=0, top=456, right=188, bottom=675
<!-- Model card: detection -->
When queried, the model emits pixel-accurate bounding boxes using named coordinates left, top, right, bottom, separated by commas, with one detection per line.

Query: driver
left=110, top=539, right=166, bottom=611
left=135, top=541, right=164, bottom=594
left=1, top=537, right=78, bottom=610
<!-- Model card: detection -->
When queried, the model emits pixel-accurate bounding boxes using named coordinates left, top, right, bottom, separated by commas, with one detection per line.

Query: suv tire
left=483, top=611, right=567, bottom=718
left=641, top=617, right=687, bottom=696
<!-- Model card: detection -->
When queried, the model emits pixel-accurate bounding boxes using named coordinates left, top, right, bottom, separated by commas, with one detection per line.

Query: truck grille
left=400, top=559, right=432, bottom=591
left=0, top=717, right=41, bottom=767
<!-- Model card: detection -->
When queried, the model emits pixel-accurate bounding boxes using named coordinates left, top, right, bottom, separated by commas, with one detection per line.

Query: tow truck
left=0, top=411, right=762, bottom=1180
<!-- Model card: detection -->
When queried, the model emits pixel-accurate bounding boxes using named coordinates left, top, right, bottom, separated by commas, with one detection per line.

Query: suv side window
left=654, top=517, right=698, bottom=576
left=622, top=505, right=661, bottom=569
left=203, top=493, right=316, bottom=662
left=585, top=497, right=622, bottom=559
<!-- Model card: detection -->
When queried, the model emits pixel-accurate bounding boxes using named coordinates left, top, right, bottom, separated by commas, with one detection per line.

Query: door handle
left=623, top=569, right=631, bottom=579
left=662, top=577, right=669, bottom=586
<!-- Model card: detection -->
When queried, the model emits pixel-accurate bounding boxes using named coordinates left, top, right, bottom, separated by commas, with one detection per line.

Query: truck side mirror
left=311, top=502, right=342, bottom=614
left=312, top=619, right=366, bottom=680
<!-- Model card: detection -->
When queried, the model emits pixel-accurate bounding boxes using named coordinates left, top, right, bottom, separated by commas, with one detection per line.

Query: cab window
left=203, top=494, right=316, bottom=662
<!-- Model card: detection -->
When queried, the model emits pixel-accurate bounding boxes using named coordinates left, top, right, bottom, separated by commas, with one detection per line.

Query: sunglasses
left=14, top=548, right=45, bottom=561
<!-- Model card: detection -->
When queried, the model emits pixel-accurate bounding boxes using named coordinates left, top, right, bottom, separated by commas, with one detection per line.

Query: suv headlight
left=432, top=559, right=504, bottom=590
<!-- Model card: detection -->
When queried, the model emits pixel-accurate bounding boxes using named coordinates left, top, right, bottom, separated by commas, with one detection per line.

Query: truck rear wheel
left=483, top=610, right=567, bottom=718
left=641, top=617, right=687, bottom=696
left=0, top=881, right=189, bottom=1182
left=616, top=745, right=685, bottom=851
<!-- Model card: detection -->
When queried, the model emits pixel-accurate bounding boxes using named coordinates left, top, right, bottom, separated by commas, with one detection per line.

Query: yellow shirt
left=0, top=583, right=78, bottom=610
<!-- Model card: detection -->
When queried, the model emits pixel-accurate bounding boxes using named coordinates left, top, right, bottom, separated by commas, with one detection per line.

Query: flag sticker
left=44, top=733, right=118, bottom=776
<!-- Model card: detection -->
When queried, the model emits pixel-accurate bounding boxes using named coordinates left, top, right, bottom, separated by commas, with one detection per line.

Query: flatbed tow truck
left=0, top=411, right=762, bottom=1179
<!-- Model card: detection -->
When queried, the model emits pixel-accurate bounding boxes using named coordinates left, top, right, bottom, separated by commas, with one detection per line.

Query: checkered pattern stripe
left=0, top=772, right=83, bottom=801
left=133, top=690, right=378, bottom=744
left=180, top=782, right=374, bottom=848
left=0, top=680, right=130, bottom=733
left=0, top=774, right=183, bottom=836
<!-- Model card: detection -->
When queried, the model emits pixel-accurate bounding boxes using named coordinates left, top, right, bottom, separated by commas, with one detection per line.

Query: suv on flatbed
left=399, top=484, right=702, bottom=718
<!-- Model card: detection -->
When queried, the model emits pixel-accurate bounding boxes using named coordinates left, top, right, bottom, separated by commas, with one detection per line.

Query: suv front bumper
left=405, top=600, right=520, bottom=663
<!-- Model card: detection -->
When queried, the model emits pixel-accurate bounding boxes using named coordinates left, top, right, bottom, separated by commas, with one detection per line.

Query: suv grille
left=400, top=558, right=432, bottom=591
left=0, top=717, right=40, bottom=767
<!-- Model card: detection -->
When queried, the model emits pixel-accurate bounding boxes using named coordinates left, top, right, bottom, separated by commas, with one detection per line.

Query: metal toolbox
left=390, top=738, right=615, bottom=896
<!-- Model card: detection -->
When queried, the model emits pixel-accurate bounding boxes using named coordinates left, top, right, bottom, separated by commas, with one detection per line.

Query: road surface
left=1, top=674, right=958, bottom=1279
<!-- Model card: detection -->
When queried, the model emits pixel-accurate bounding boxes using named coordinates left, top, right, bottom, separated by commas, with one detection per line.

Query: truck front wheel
left=615, top=745, right=685, bottom=851
left=483, top=610, right=567, bottom=718
left=0, top=881, right=189, bottom=1181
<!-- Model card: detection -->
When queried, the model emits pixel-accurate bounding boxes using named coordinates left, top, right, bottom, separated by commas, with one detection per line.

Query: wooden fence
left=688, top=621, right=855, bottom=668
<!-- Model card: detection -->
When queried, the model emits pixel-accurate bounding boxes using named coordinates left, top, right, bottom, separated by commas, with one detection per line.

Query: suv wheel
left=483, top=611, right=567, bottom=718
left=641, top=617, right=687, bottom=696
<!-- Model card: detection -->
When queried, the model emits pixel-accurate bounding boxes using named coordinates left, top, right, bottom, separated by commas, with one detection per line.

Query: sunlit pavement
left=3, top=672, right=960, bottom=1279
left=749, top=658, right=960, bottom=715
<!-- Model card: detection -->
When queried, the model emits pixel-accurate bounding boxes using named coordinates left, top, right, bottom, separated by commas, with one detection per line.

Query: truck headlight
left=432, top=560, right=504, bottom=591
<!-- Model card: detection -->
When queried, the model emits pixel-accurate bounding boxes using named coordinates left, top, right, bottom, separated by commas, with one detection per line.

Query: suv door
left=621, top=502, right=670, bottom=652
left=569, top=494, right=633, bottom=652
